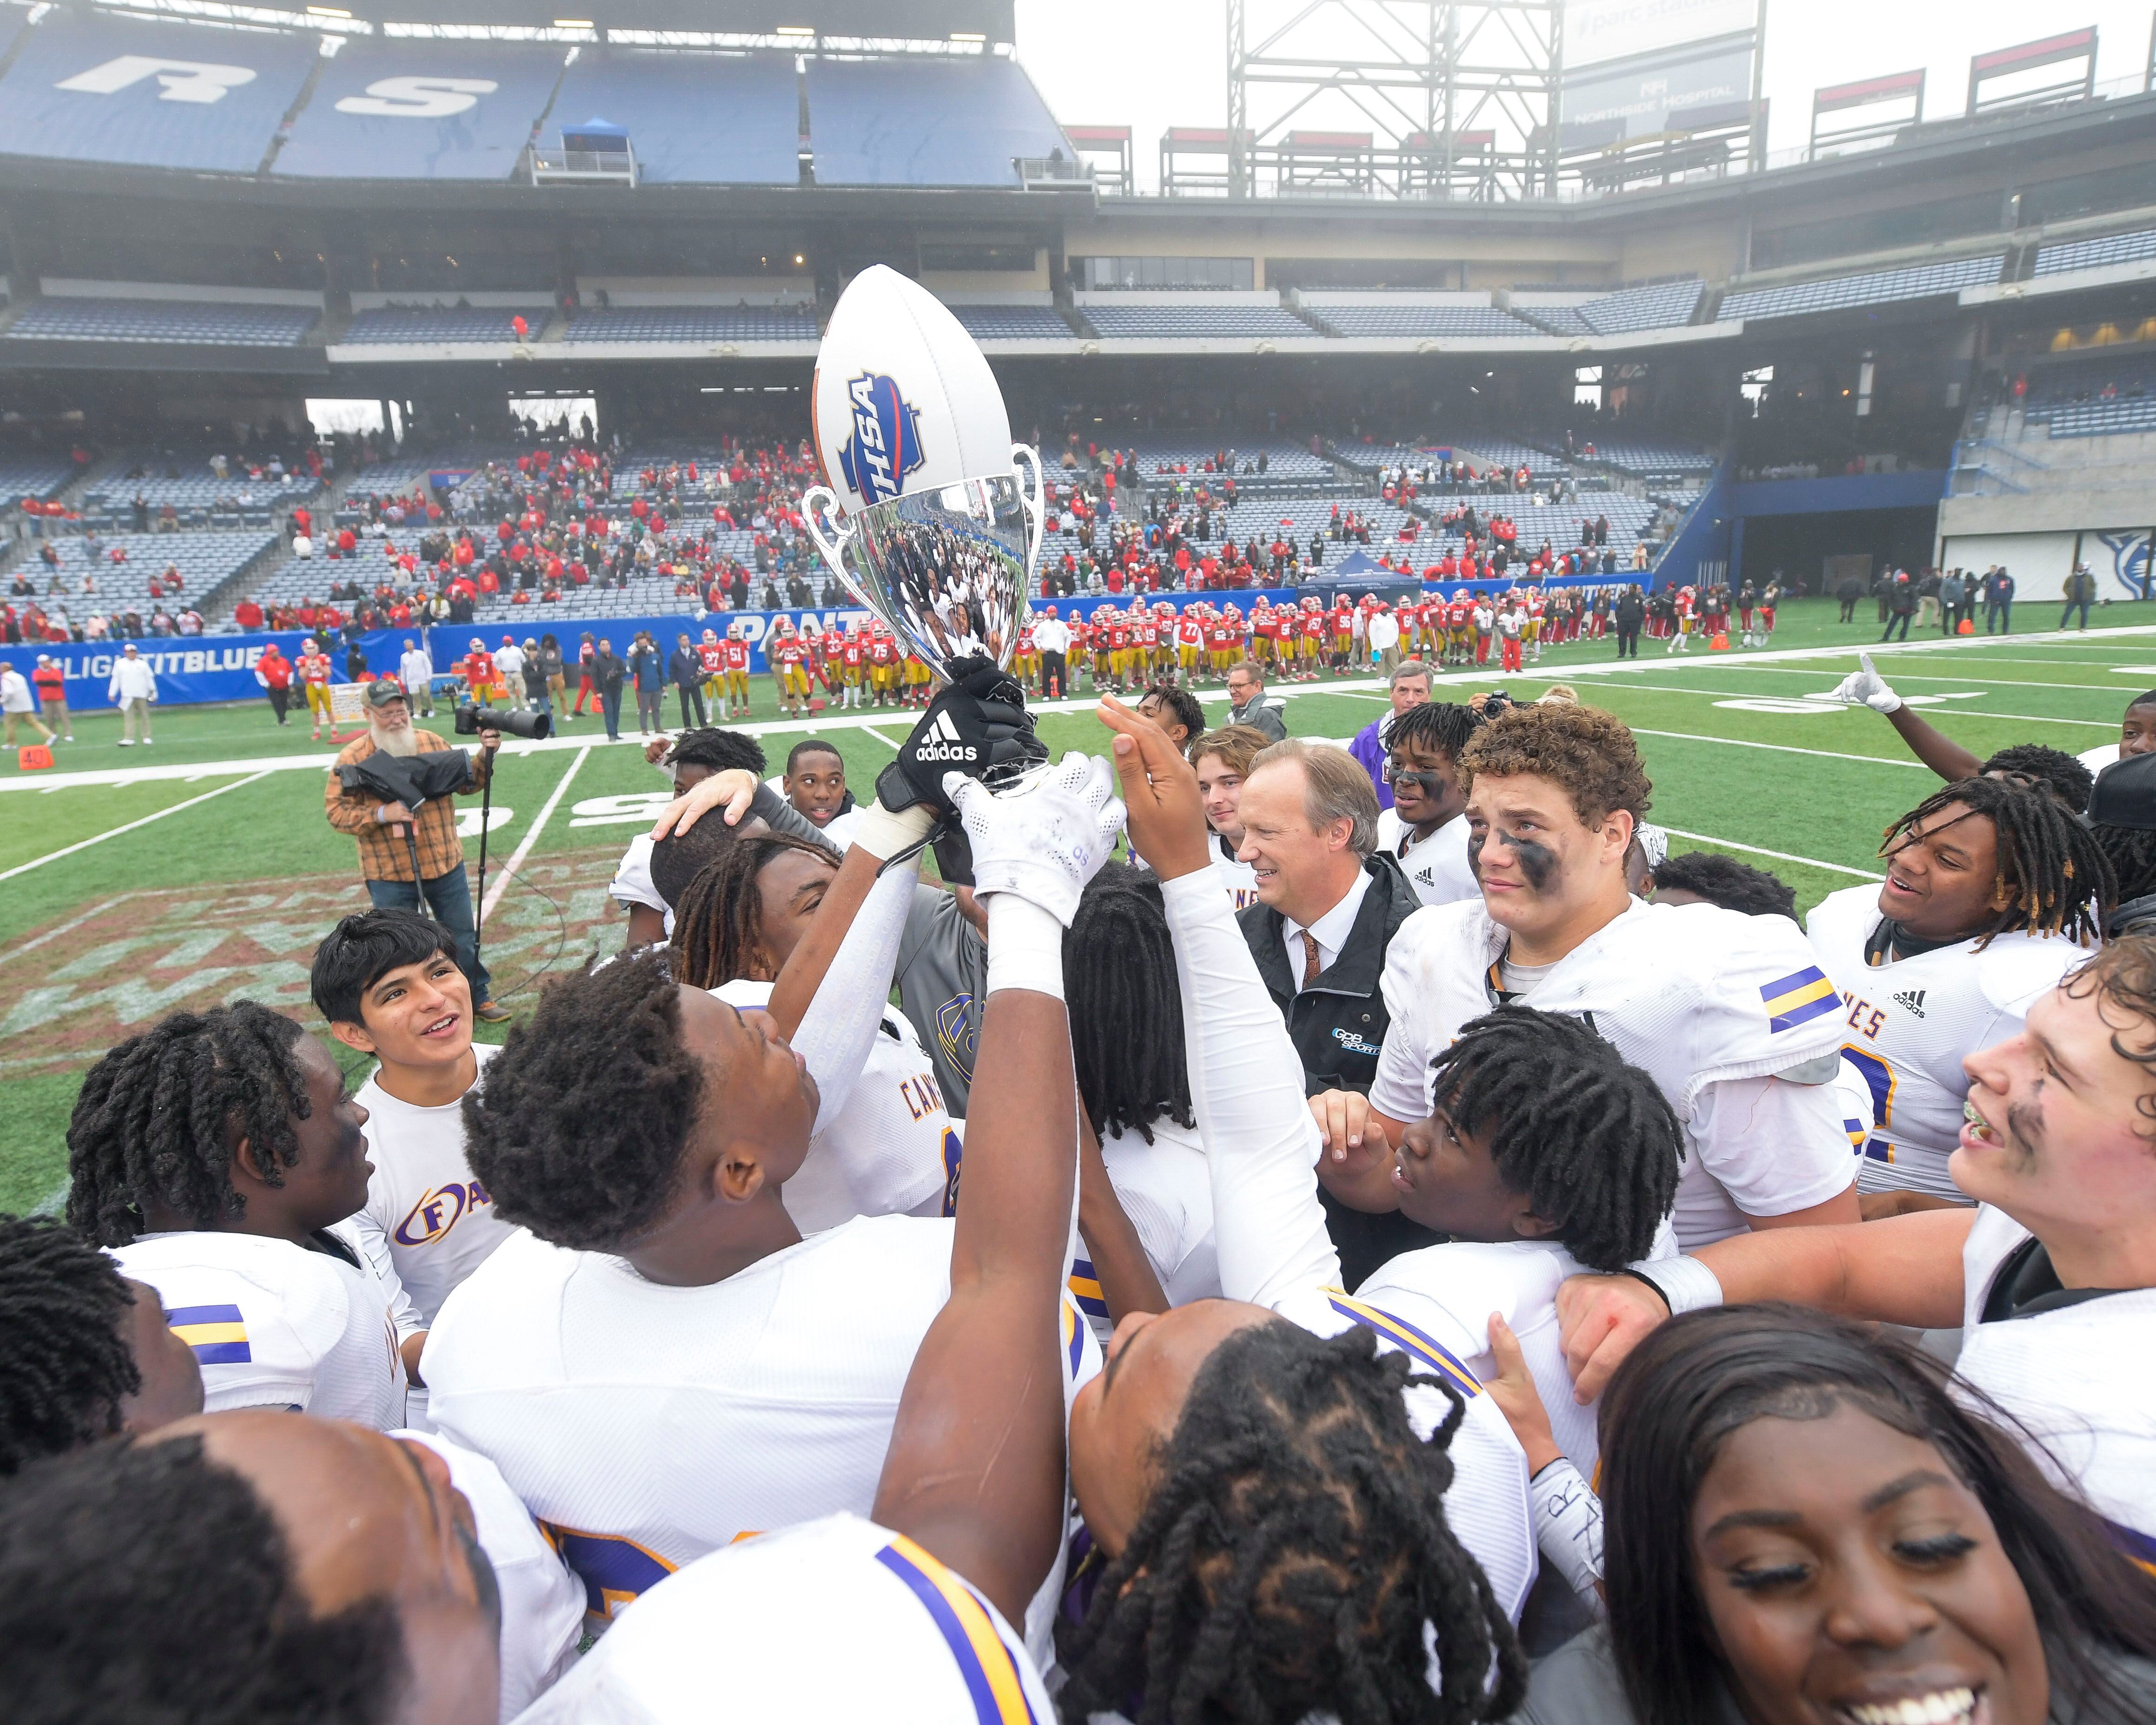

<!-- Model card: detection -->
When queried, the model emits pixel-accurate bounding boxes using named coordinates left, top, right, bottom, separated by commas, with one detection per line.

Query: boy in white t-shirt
left=65, top=1000, right=414, bottom=1429
left=313, top=909, right=514, bottom=1334
left=1372, top=701, right=1482, bottom=909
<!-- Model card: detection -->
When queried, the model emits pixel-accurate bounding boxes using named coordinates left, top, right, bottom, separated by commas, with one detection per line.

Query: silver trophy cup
left=802, top=444, right=1045, bottom=682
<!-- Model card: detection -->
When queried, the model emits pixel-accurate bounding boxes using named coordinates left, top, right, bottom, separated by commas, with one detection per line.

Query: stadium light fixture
left=307, top=3, right=351, bottom=13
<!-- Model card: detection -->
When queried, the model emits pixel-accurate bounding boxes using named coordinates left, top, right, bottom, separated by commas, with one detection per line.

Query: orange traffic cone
left=1710, top=631, right=1730, bottom=651
left=1958, top=618, right=1975, bottom=634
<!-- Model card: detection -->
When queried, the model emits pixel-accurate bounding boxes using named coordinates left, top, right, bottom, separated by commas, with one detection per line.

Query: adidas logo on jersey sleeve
left=1892, top=989, right=1927, bottom=1019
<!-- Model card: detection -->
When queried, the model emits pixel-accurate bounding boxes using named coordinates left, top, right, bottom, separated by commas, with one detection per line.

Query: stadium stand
left=1082, top=301, right=1316, bottom=340
left=547, top=49, right=801, bottom=184
left=2020, top=353, right=2156, bottom=438
left=947, top=304, right=1079, bottom=340
left=1577, top=279, right=1704, bottom=335
left=20, top=529, right=280, bottom=613
left=3, top=299, right=319, bottom=347
left=0, top=454, right=84, bottom=506
left=2033, top=226, right=2156, bottom=276
left=1129, top=440, right=1333, bottom=480
left=1299, top=295, right=1542, bottom=339
left=342, top=308, right=532, bottom=345
left=803, top=57, right=1069, bottom=187
left=1717, top=254, right=2005, bottom=322
left=564, top=307, right=820, bottom=344
left=1532, top=434, right=1716, bottom=478
left=271, top=40, right=568, bottom=182
left=0, top=10, right=316, bottom=175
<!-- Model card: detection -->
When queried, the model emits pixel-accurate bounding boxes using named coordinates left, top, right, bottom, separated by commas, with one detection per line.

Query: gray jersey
left=895, top=885, right=986, bottom=1119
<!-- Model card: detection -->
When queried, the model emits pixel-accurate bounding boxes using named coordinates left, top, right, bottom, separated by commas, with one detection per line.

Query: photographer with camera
left=323, top=682, right=514, bottom=1024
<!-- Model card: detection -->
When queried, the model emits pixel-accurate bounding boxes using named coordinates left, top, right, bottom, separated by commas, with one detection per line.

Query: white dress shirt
left=1281, top=865, right=1373, bottom=985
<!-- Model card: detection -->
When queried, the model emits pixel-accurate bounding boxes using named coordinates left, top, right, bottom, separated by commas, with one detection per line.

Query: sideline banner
left=1, top=589, right=1307, bottom=711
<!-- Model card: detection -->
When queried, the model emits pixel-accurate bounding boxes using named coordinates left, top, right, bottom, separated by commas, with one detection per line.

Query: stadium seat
left=4, top=299, right=318, bottom=347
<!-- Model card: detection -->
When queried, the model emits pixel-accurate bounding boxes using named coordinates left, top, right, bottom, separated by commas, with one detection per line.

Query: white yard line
left=1626, top=728, right=1930, bottom=770
left=0, top=772, right=271, bottom=882
left=480, top=747, right=588, bottom=924
left=0, top=891, right=141, bottom=965
left=1671, top=665, right=2136, bottom=694
left=1660, top=827, right=1885, bottom=881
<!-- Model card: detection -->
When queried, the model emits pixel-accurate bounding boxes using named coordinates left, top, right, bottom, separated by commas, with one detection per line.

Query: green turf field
left=6, top=593, right=2153, bottom=1215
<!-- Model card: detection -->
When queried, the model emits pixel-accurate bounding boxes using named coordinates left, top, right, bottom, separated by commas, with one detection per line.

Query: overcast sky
left=1013, top=1, right=2156, bottom=191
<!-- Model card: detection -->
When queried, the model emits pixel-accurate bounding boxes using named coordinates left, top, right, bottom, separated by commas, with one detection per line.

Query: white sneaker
left=143, top=738, right=152, bottom=745
left=118, top=739, right=133, bottom=746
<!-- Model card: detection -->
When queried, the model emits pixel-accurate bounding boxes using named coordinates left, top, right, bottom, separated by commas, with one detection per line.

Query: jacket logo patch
left=837, top=372, right=925, bottom=507
left=1332, top=1027, right=1381, bottom=1057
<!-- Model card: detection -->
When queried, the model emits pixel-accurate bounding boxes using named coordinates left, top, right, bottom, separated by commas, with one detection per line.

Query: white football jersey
left=393, top=1430, right=585, bottom=1722
left=712, top=980, right=954, bottom=1234
left=1210, top=833, right=1262, bottom=912
left=1368, top=896, right=1855, bottom=1247
left=350, top=1043, right=511, bottom=1327
left=1157, top=869, right=1538, bottom=1627
left=422, top=1219, right=1099, bottom=1643
left=1807, top=885, right=2090, bottom=1202
left=2078, top=741, right=2121, bottom=777
left=1356, top=1237, right=1671, bottom=1481
left=515, top=1513, right=1052, bottom=1725
left=1374, top=808, right=1479, bottom=909
left=1070, top=1116, right=1219, bottom=1344
left=1954, top=1205, right=2156, bottom=1569
left=112, top=1229, right=406, bottom=1428
left=610, top=834, right=671, bottom=938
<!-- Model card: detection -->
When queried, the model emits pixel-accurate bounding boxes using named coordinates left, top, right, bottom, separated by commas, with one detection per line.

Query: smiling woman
left=1512, top=1306, right=2156, bottom=1725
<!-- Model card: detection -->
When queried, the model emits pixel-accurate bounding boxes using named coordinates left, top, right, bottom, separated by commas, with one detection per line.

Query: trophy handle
left=1009, top=444, right=1045, bottom=579
left=802, top=485, right=854, bottom=580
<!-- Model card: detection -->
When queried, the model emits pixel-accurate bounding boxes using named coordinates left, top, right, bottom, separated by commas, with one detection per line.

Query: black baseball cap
left=2087, top=751, right=2156, bottom=830
left=362, top=681, right=408, bottom=710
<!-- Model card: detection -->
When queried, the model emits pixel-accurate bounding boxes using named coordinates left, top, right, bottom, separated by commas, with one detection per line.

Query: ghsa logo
left=837, top=372, right=926, bottom=507
left=394, top=1180, right=493, bottom=1247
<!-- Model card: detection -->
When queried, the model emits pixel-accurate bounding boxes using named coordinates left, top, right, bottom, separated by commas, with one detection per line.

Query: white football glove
left=1827, top=652, right=1902, bottom=714
left=944, top=754, right=1126, bottom=927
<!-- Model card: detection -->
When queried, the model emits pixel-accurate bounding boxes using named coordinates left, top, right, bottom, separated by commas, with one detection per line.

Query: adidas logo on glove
left=912, top=711, right=980, bottom=764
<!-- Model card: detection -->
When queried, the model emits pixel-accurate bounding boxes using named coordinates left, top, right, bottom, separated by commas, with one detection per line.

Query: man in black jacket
left=1613, top=584, right=1645, bottom=658
left=667, top=632, right=708, bottom=728
left=1232, top=738, right=1439, bottom=1286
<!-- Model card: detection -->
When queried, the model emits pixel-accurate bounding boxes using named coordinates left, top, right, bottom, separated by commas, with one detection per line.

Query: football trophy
left=802, top=265, right=1043, bottom=684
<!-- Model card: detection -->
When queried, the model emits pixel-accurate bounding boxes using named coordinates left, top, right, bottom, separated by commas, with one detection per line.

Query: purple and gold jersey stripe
left=166, top=1303, right=251, bottom=1365
left=1326, top=1294, right=1481, bottom=1398
left=1067, top=1258, right=1109, bottom=1322
left=2106, top=1517, right=2156, bottom=1579
left=1760, top=965, right=1839, bottom=1033
left=875, top=1535, right=1039, bottom=1725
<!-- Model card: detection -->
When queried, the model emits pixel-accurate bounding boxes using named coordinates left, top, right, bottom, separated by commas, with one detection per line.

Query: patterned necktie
left=1300, top=930, right=1322, bottom=989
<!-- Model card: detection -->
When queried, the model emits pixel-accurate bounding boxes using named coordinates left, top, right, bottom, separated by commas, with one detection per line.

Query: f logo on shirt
left=394, top=1181, right=488, bottom=1246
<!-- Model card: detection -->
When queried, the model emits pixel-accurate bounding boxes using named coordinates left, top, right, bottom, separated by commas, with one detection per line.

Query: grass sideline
left=6, top=593, right=2153, bottom=1214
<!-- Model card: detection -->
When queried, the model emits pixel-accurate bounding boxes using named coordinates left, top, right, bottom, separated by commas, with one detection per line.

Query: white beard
left=370, top=721, right=420, bottom=758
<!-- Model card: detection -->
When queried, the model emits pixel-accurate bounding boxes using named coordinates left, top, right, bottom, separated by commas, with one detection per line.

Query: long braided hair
left=0, top=1214, right=142, bottom=1475
left=1881, top=775, right=2114, bottom=948
left=1055, top=1322, right=1526, bottom=1725
left=65, top=1001, right=311, bottom=1248
left=1064, top=867, right=1193, bottom=1144
left=669, top=831, right=835, bottom=988
left=1429, top=1008, right=1681, bottom=1271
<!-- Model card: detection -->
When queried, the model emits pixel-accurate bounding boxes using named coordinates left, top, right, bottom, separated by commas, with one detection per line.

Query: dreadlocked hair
left=1429, top=1009, right=1681, bottom=1270
left=65, top=1001, right=311, bottom=1249
left=2093, top=822, right=2156, bottom=901
left=1387, top=699, right=1481, bottom=764
left=1064, top=866, right=1192, bottom=1144
left=0, top=1214, right=142, bottom=1475
left=1881, top=776, right=2115, bottom=949
left=1980, top=744, right=2094, bottom=814
left=670, top=832, right=837, bottom=989
left=1054, top=1321, right=1526, bottom=1725
left=663, top=727, right=767, bottom=776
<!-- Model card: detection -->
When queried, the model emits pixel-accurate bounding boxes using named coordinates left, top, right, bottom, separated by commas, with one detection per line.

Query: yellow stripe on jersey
left=1061, top=1297, right=1085, bottom=1378
left=1759, top=966, right=1839, bottom=1033
left=875, top=1534, right=1040, bottom=1725
left=1325, top=1293, right=1481, bottom=1398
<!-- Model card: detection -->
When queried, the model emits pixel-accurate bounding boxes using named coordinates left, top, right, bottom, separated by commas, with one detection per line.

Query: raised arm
left=1101, top=698, right=1342, bottom=1309
left=1826, top=653, right=1982, bottom=783
left=872, top=756, right=1124, bottom=1628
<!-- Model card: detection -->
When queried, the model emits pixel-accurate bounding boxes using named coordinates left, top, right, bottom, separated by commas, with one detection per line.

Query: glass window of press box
left=1072, top=257, right=1256, bottom=290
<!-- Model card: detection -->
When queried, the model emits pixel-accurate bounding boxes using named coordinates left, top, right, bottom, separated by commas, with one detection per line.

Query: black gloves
left=874, top=655, right=1045, bottom=820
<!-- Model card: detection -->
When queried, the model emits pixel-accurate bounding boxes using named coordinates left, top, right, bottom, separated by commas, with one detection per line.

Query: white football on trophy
left=810, top=264, right=1014, bottom=517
